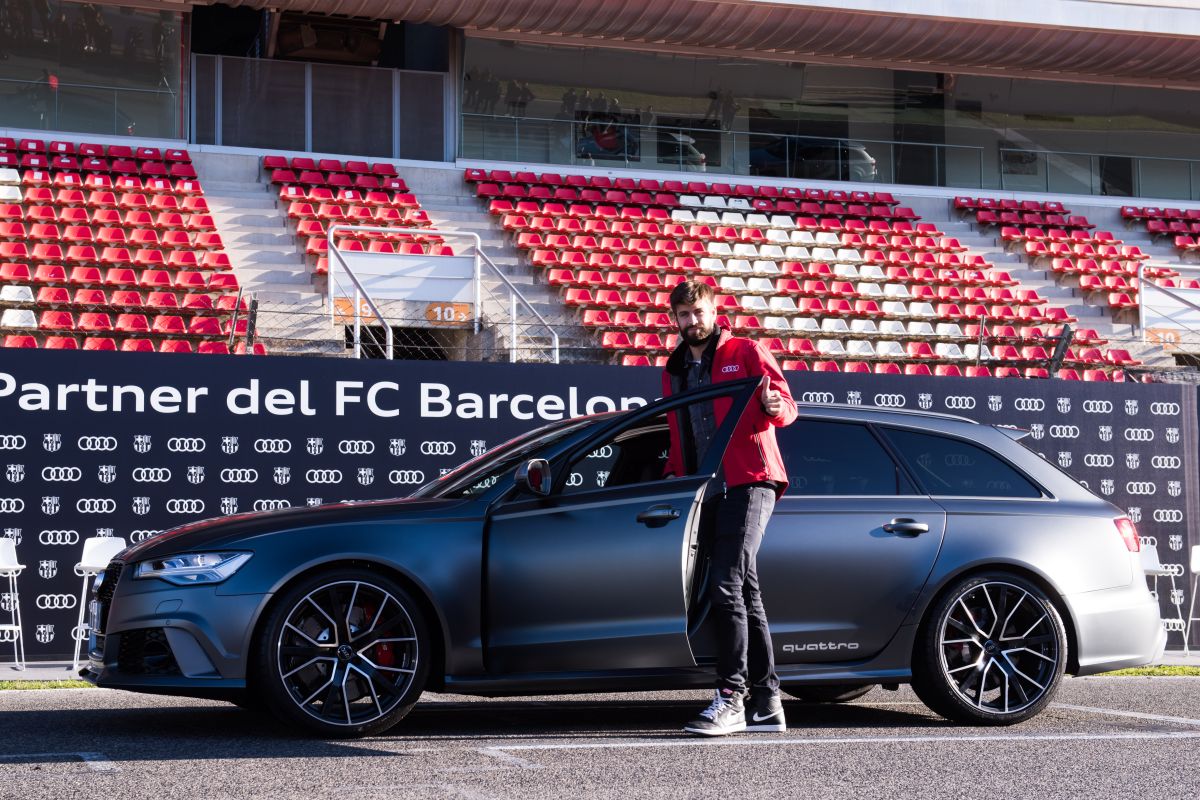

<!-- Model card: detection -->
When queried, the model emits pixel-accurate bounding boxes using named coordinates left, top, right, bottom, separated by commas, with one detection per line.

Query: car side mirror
left=515, top=458, right=552, bottom=496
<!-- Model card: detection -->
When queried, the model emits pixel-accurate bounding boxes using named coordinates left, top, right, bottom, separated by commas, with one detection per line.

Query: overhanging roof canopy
left=134, top=0, right=1200, bottom=88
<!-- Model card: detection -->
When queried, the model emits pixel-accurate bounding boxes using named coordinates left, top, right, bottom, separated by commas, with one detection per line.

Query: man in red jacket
left=661, top=280, right=797, bottom=736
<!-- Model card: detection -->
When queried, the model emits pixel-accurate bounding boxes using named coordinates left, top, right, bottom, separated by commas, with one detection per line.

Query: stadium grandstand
left=1, top=0, right=1200, bottom=380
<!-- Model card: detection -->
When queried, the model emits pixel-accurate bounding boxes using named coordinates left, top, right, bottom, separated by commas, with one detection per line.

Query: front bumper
left=1066, top=580, right=1168, bottom=676
left=80, top=562, right=268, bottom=698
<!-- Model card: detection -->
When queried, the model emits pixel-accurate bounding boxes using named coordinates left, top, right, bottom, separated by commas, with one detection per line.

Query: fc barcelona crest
left=274, top=466, right=291, bottom=486
left=41, top=496, right=60, bottom=515
left=35, top=624, right=54, bottom=644
left=358, top=467, right=375, bottom=486
left=6, top=464, right=23, bottom=483
left=43, top=433, right=62, bottom=452
left=98, top=465, right=117, bottom=484
left=38, top=559, right=57, bottom=579
left=222, top=436, right=239, bottom=455
left=220, top=497, right=238, bottom=515
left=187, top=465, right=205, bottom=485
left=132, top=496, right=151, bottom=515
left=133, top=435, right=152, bottom=454
left=389, top=438, right=406, bottom=456
left=307, top=437, right=324, bottom=456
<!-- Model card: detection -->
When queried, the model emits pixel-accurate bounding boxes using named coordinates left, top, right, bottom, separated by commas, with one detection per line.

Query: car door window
left=881, top=427, right=1042, bottom=498
left=560, top=412, right=672, bottom=495
left=776, top=419, right=912, bottom=496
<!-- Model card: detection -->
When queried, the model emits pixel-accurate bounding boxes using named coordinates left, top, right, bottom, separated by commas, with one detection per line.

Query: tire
left=911, top=573, right=1067, bottom=726
left=786, top=684, right=874, bottom=704
left=253, top=568, right=430, bottom=738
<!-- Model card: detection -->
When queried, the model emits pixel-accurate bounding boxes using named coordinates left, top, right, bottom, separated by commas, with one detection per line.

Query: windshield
left=410, top=416, right=608, bottom=499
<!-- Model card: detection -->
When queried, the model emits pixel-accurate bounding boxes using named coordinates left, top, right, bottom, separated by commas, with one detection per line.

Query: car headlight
left=134, top=552, right=252, bottom=586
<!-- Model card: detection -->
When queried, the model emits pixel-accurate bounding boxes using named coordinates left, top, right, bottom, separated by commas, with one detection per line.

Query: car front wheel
left=255, top=568, right=429, bottom=737
left=912, top=574, right=1066, bottom=725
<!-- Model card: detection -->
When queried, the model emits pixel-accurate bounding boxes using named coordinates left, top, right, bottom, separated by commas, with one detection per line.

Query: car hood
left=118, top=496, right=471, bottom=562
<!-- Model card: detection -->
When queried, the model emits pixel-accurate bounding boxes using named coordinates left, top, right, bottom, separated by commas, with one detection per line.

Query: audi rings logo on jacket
left=1124, top=428, right=1155, bottom=442
left=0, top=498, right=25, bottom=513
left=1081, top=399, right=1112, bottom=414
left=132, top=467, right=172, bottom=483
left=166, top=499, right=205, bottom=514
left=76, top=498, right=116, bottom=513
left=167, top=437, right=206, bottom=453
left=36, top=594, right=77, bottom=610
left=873, top=393, right=906, bottom=408
left=255, top=438, right=292, bottom=454
left=943, top=396, right=975, bottom=410
left=1126, top=482, right=1157, bottom=495
left=76, top=436, right=118, bottom=452
left=1151, top=456, right=1182, bottom=469
left=1150, top=402, right=1181, bottom=416
left=38, top=529, right=79, bottom=546
left=1013, top=398, right=1044, bottom=412
left=1153, top=509, right=1184, bottom=523
left=587, top=445, right=614, bottom=459
left=220, top=468, right=259, bottom=483
left=800, top=391, right=835, bottom=404
left=1048, top=425, right=1080, bottom=439
left=128, top=530, right=159, bottom=543
left=339, top=439, right=375, bottom=455
left=305, top=469, right=343, bottom=484
left=1083, top=454, right=1114, bottom=468
left=0, top=435, right=26, bottom=450
left=40, top=466, right=82, bottom=482
left=419, top=441, right=455, bottom=456
left=389, top=469, right=425, bottom=485
left=253, top=499, right=290, bottom=511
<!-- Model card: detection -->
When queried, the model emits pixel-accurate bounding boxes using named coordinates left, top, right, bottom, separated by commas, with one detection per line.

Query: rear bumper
left=1065, top=581, right=1168, bottom=676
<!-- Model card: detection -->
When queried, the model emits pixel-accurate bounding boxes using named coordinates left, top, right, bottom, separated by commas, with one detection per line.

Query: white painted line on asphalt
left=487, top=730, right=1200, bottom=753
left=478, top=747, right=541, bottom=770
left=0, top=752, right=119, bottom=772
left=1052, top=703, right=1200, bottom=728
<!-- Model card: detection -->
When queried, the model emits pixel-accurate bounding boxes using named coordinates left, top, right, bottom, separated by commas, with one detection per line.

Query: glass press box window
left=0, top=2, right=183, bottom=139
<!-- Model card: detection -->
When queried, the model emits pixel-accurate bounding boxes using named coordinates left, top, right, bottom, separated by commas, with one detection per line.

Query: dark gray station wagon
left=83, top=378, right=1165, bottom=737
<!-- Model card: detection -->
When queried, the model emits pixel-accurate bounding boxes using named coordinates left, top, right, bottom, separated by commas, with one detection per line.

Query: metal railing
left=1137, top=262, right=1200, bottom=353
left=460, top=112, right=985, bottom=188
left=0, top=76, right=179, bottom=139
left=1000, top=146, right=1200, bottom=201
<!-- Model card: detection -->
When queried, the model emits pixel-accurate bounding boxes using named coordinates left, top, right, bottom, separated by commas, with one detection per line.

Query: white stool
left=0, top=539, right=26, bottom=671
left=1141, top=536, right=1187, bottom=649
left=1186, top=545, right=1200, bottom=658
left=73, top=537, right=127, bottom=670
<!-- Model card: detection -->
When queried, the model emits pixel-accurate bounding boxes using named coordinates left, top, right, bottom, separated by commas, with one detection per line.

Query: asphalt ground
left=1, top=677, right=1198, bottom=800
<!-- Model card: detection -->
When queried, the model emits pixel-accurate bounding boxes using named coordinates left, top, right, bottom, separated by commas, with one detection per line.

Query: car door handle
left=637, top=505, right=681, bottom=527
left=882, top=518, right=929, bottom=536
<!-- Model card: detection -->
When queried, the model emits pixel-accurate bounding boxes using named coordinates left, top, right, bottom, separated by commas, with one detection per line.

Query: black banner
left=0, top=349, right=1194, bottom=659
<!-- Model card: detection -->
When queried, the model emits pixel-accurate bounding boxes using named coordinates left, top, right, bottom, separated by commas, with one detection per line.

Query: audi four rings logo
left=1082, top=400, right=1112, bottom=413
left=167, top=437, right=206, bottom=453
left=419, top=441, right=455, bottom=456
left=0, top=435, right=26, bottom=450
left=588, top=445, right=615, bottom=459
left=253, top=499, right=290, bottom=511
left=305, top=469, right=343, bottom=484
left=1014, top=398, right=1044, bottom=412
left=166, top=499, right=205, bottom=514
left=1154, top=509, right=1184, bottom=523
left=335, top=439, right=374, bottom=455
left=1124, top=428, right=1155, bottom=442
left=38, top=530, right=79, bottom=545
left=220, top=468, right=259, bottom=483
left=76, top=436, right=118, bottom=451
left=255, top=438, right=292, bottom=453
left=132, top=467, right=171, bottom=482
left=566, top=472, right=584, bottom=487
left=720, top=365, right=740, bottom=373
left=1150, top=402, right=1181, bottom=415
left=36, top=594, right=77, bottom=610
left=40, top=467, right=82, bottom=481
left=76, top=498, right=116, bottom=513
left=389, top=469, right=425, bottom=485
left=129, top=530, right=159, bottom=543
left=1049, top=425, right=1080, bottom=439
left=800, top=392, right=835, bottom=403
left=873, top=393, right=906, bottom=408
left=1084, top=454, right=1115, bottom=468
left=943, top=396, right=975, bottom=410
left=1126, top=482, right=1157, bottom=495
left=0, top=498, right=25, bottom=513
left=1152, top=456, right=1182, bottom=469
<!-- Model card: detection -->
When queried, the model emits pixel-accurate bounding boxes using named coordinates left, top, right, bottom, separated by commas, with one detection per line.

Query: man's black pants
left=709, top=482, right=779, bottom=696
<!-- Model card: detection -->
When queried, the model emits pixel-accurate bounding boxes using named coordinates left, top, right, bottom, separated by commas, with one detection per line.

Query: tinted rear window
left=881, top=428, right=1042, bottom=498
left=778, top=420, right=909, bottom=495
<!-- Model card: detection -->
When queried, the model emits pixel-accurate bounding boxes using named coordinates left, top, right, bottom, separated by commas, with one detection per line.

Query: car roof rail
left=796, top=402, right=978, bottom=424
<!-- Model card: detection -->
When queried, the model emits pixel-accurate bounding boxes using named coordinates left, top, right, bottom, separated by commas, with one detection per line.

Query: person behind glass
left=660, top=279, right=796, bottom=736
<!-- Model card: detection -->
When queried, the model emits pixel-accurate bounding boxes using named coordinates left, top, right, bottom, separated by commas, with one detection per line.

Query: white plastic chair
left=0, top=285, right=33, bottom=303
left=72, top=536, right=127, bottom=670
left=746, top=277, right=775, bottom=295
left=878, top=319, right=907, bottom=337
left=727, top=198, right=752, bottom=211
left=746, top=213, right=771, bottom=228
left=0, top=186, right=21, bottom=202
left=732, top=243, right=759, bottom=259
left=833, top=264, right=860, bottom=280
left=695, top=210, right=722, bottom=225
left=739, top=295, right=768, bottom=311
left=679, top=194, right=703, bottom=208
left=783, top=246, right=811, bottom=260
left=719, top=211, right=746, bottom=226
left=791, top=230, right=817, bottom=246
left=1139, top=537, right=1187, bottom=650
left=935, top=322, right=964, bottom=338
left=765, top=229, right=791, bottom=244
left=821, top=318, right=850, bottom=335
left=815, top=232, right=841, bottom=246
left=936, top=342, right=965, bottom=359
left=768, top=296, right=798, bottom=314
left=701, top=195, right=728, bottom=210
left=859, top=264, right=887, bottom=281
left=769, top=215, right=796, bottom=230
left=719, top=276, right=748, bottom=293
left=846, top=339, right=876, bottom=357
left=762, top=315, right=791, bottom=331
left=792, top=317, right=820, bottom=333
left=876, top=340, right=905, bottom=358
left=752, top=259, right=781, bottom=276
left=0, top=539, right=26, bottom=671
left=726, top=259, right=752, bottom=275
left=0, top=309, right=36, bottom=328
left=817, top=339, right=846, bottom=356
left=850, top=319, right=878, bottom=336
left=0, top=167, right=21, bottom=186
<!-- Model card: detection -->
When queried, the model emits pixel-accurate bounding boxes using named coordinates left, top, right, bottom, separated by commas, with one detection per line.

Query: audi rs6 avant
left=82, top=379, right=1165, bottom=737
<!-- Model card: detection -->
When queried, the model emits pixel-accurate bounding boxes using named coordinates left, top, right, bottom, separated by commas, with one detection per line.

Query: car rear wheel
left=912, top=574, right=1066, bottom=725
left=786, top=684, right=874, bottom=704
left=255, top=568, right=429, bottom=738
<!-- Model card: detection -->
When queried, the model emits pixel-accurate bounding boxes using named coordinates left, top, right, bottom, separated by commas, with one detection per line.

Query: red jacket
left=661, top=326, right=797, bottom=496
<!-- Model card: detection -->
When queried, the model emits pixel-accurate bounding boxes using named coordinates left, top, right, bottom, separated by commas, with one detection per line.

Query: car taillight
left=1114, top=517, right=1140, bottom=552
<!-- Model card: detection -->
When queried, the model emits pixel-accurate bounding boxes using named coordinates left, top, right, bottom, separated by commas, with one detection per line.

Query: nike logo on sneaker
left=751, top=711, right=780, bottom=722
